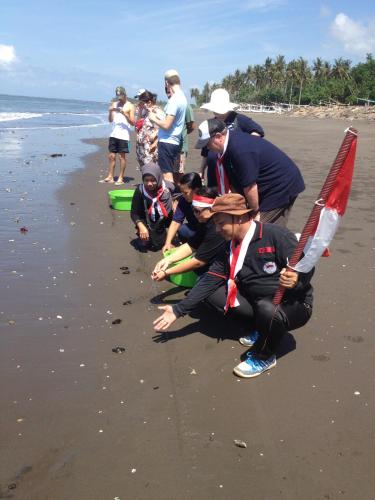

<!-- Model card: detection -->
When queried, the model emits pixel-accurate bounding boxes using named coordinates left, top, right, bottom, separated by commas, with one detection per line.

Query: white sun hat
left=164, top=69, right=180, bottom=79
left=200, top=88, right=238, bottom=114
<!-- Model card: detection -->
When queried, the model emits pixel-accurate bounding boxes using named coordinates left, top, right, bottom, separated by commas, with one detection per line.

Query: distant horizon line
left=0, top=93, right=107, bottom=105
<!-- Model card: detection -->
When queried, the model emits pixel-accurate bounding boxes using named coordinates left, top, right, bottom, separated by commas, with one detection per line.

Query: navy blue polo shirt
left=223, top=129, right=305, bottom=211
left=172, top=196, right=198, bottom=229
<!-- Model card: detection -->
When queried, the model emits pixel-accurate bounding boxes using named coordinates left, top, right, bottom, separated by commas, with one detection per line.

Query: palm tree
left=313, top=57, right=324, bottom=80
left=332, top=58, right=352, bottom=80
left=295, top=57, right=310, bottom=105
left=253, top=64, right=265, bottom=91
left=274, top=55, right=286, bottom=90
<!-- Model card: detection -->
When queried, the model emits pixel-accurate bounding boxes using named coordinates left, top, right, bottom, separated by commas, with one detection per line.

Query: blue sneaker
left=239, top=330, right=260, bottom=347
left=233, top=353, right=276, bottom=378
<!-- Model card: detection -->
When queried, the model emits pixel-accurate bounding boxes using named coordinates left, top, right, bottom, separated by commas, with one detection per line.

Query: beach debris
left=49, top=153, right=65, bottom=158
left=234, top=439, right=247, bottom=449
left=131, top=468, right=136, bottom=474
left=112, top=319, right=122, bottom=325
left=112, top=346, right=126, bottom=354
left=354, top=391, right=361, bottom=396
left=20, top=226, right=28, bottom=233
left=190, top=368, right=197, bottom=375
left=8, top=483, right=17, bottom=490
left=8, top=320, right=16, bottom=326
left=70, top=202, right=75, bottom=205
left=70, top=221, right=76, bottom=226
left=120, top=266, right=129, bottom=271
left=56, top=315, right=63, bottom=319
left=123, top=300, right=132, bottom=306
left=106, top=310, right=112, bottom=315
left=153, top=386, right=159, bottom=390
left=122, top=269, right=130, bottom=275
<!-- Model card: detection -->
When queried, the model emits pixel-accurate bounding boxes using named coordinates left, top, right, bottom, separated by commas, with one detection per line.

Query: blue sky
left=0, top=0, right=374, bottom=102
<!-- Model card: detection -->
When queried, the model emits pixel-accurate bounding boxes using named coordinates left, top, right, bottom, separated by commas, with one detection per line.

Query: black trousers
left=205, top=285, right=312, bottom=357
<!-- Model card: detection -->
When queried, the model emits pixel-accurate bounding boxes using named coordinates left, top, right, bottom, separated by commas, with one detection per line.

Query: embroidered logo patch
left=263, top=261, right=277, bottom=274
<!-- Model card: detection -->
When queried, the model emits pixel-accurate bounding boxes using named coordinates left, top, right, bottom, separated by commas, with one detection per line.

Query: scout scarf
left=215, top=155, right=231, bottom=195
left=224, top=222, right=256, bottom=312
left=142, top=182, right=169, bottom=222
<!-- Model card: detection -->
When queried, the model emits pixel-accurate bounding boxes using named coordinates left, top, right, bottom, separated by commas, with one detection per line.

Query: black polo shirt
left=223, top=130, right=305, bottom=211
left=173, top=222, right=314, bottom=317
left=189, top=218, right=225, bottom=264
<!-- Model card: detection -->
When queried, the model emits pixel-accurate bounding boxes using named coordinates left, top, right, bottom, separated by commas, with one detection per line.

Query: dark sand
left=1, top=112, right=375, bottom=499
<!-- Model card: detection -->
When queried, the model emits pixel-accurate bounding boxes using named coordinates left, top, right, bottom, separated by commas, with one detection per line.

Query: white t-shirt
left=110, top=101, right=133, bottom=141
left=158, top=88, right=187, bottom=145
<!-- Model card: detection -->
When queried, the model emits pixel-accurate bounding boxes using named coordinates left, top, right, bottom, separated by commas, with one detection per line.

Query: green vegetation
left=191, top=54, right=375, bottom=106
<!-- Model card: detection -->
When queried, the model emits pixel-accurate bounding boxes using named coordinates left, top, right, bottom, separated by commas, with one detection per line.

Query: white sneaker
left=239, top=330, right=260, bottom=347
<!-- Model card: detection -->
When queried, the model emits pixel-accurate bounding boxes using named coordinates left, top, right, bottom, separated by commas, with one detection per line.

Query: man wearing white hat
left=148, top=69, right=187, bottom=183
left=199, top=89, right=264, bottom=186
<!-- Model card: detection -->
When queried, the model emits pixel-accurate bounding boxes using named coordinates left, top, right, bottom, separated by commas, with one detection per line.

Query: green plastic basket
left=108, top=189, right=135, bottom=211
left=163, top=248, right=198, bottom=288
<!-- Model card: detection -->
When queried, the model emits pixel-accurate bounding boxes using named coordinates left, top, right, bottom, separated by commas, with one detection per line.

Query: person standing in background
left=134, top=90, right=163, bottom=171
left=100, top=86, right=135, bottom=185
left=148, top=69, right=187, bottom=184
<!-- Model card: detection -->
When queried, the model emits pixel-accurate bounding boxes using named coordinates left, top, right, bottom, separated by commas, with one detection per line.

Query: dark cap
left=115, top=86, right=126, bottom=97
left=194, top=118, right=226, bottom=149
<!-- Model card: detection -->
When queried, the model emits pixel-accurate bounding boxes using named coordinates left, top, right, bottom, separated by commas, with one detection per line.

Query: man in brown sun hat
left=153, top=193, right=314, bottom=379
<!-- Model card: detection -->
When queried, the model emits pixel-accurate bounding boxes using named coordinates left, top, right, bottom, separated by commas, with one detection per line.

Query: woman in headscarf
left=130, top=162, right=173, bottom=251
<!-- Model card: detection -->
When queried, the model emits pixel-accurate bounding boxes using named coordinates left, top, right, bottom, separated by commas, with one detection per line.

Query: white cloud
left=331, top=13, right=375, bottom=54
left=0, top=44, right=17, bottom=66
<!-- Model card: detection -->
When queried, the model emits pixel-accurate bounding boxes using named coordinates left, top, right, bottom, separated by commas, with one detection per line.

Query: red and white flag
left=292, top=131, right=357, bottom=273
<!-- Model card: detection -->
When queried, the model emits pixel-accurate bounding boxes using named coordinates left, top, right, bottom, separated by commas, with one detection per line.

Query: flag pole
left=272, top=126, right=358, bottom=306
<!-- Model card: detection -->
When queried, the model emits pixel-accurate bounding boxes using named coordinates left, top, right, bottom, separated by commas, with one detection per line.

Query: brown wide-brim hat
left=211, top=193, right=252, bottom=216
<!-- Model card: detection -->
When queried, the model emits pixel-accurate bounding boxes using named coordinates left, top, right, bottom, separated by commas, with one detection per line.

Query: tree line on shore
left=191, top=54, right=375, bottom=107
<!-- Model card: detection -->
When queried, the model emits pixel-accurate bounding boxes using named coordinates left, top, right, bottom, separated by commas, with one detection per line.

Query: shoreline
left=1, top=113, right=375, bottom=499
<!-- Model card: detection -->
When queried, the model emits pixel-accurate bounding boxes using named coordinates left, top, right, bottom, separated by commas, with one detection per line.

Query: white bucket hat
left=200, top=88, right=238, bottom=114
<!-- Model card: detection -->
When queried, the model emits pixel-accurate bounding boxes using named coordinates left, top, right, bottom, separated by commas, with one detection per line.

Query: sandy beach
left=1, top=111, right=375, bottom=500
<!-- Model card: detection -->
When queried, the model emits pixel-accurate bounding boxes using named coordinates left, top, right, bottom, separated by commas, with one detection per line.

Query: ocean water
left=0, top=94, right=108, bottom=130
left=0, top=94, right=114, bottom=311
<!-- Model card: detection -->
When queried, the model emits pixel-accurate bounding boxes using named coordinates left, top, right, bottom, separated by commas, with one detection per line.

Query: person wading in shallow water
left=153, top=193, right=314, bottom=378
left=100, top=86, right=135, bottom=185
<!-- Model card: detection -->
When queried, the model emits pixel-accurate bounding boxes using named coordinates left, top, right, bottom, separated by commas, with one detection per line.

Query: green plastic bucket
left=108, top=189, right=135, bottom=211
left=163, top=248, right=198, bottom=288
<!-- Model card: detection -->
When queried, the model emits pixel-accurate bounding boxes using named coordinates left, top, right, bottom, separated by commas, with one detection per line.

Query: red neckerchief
left=142, top=184, right=168, bottom=221
left=224, top=240, right=242, bottom=313
left=215, top=154, right=231, bottom=195
left=224, top=222, right=257, bottom=313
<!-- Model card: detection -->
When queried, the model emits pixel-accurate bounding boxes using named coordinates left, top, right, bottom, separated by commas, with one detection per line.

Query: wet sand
left=1, top=112, right=375, bottom=499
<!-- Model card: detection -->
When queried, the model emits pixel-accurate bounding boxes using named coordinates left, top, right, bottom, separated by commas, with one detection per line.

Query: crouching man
left=153, top=193, right=314, bottom=378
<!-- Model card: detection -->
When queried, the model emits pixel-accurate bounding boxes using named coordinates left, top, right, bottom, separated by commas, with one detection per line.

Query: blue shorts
left=158, top=142, right=180, bottom=173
